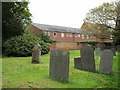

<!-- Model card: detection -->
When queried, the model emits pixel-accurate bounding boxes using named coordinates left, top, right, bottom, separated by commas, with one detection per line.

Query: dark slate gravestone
left=111, top=48, right=116, bottom=56
left=116, top=45, right=120, bottom=52
left=49, top=50, right=69, bottom=82
left=99, top=50, right=113, bottom=74
left=32, top=43, right=41, bottom=64
left=95, top=47, right=101, bottom=56
left=74, top=57, right=82, bottom=70
left=81, top=46, right=96, bottom=72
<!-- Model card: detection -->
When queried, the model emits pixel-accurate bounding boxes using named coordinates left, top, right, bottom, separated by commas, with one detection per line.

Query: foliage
left=2, top=50, right=119, bottom=88
left=113, top=1, right=120, bottom=45
left=2, top=2, right=32, bottom=41
left=3, top=34, right=50, bottom=56
left=77, top=41, right=98, bottom=44
left=83, top=1, right=119, bottom=42
left=113, top=30, right=120, bottom=45
left=84, top=1, right=118, bottom=28
left=39, top=31, right=57, bottom=43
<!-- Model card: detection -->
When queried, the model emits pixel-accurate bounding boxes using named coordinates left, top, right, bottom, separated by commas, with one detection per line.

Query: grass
left=2, top=50, right=119, bottom=88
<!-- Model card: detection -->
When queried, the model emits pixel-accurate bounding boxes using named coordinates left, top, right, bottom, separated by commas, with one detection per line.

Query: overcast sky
left=28, top=0, right=116, bottom=28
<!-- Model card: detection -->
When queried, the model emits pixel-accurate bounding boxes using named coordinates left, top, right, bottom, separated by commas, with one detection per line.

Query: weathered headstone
left=32, top=43, right=41, bottom=64
left=81, top=46, right=96, bottom=72
left=117, top=45, right=120, bottom=52
left=74, top=57, right=82, bottom=70
left=111, top=48, right=116, bottom=56
left=99, top=49, right=113, bottom=74
left=49, top=50, right=69, bottom=82
left=95, top=47, right=101, bottom=56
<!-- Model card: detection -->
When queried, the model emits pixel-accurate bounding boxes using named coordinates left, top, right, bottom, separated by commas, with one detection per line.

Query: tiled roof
left=32, top=23, right=82, bottom=33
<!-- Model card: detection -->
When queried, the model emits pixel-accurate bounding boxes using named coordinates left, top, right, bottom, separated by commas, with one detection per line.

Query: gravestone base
left=74, top=58, right=82, bottom=70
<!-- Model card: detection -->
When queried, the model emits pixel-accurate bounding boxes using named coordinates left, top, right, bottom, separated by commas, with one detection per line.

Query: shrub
left=3, top=34, right=50, bottom=57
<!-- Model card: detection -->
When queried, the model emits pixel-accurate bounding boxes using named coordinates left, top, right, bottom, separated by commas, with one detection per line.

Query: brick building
left=28, top=23, right=97, bottom=42
left=28, top=23, right=111, bottom=50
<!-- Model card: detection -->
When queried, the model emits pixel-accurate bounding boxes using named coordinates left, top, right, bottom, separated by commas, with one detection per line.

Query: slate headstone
left=95, top=47, right=101, bottom=56
left=99, top=49, right=113, bottom=74
left=50, top=50, right=69, bottom=82
left=32, top=43, right=41, bottom=64
left=117, top=45, right=120, bottom=52
left=111, top=48, right=116, bottom=56
left=74, top=57, right=82, bottom=70
left=81, top=46, right=96, bottom=72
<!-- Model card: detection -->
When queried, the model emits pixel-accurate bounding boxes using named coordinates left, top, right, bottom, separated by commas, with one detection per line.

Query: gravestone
left=74, top=57, right=82, bottom=70
left=32, top=43, right=41, bottom=64
left=99, top=50, right=113, bottom=74
left=117, top=45, right=120, bottom=52
left=50, top=50, right=69, bottom=82
left=111, top=48, right=116, bottom=56
left=95, top=47, right=101, bottom=56
left=81, top=46, right=96, bottom=72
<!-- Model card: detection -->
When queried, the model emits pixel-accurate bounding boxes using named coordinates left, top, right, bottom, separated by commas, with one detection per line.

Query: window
left=90, top=35, right=93, bottom=38
left=82, top=34, right=84, bottom=39
left=44, top=32, right=47, bottom=35
left=53, top=32, right=57, bottom=38
left=48, top=32, right=50, bottom=36
left=75, top=34, right=77, bottom=37
left=70, top=34, right=72, bottom=37
left=86, top=34, right=89, bottom=39
left=66, top=33, right=69, bottom=37
left=61, top=33, right=64, bottom=37
left=77, top=34, right=80, bottom=37
left=110, top=35, right=113, bottom=40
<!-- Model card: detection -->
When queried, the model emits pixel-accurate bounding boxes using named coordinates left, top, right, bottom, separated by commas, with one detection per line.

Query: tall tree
left=2, top=2, right=32, bottom=41
left=113, top=1, right=120, bottom=45
left=83, top=1, right=118, bottom=43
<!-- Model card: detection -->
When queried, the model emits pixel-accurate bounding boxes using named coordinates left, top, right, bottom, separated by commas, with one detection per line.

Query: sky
left=28, top=0, right=116, bottom=28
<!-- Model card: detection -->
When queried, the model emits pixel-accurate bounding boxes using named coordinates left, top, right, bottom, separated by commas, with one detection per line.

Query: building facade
left=28, top=23, right=97, bottom=43
left=28, top=23, right=112, bottom=50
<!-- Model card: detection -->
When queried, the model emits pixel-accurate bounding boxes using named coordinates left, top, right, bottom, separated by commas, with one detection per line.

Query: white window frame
left=70, top=33, right=73, bottom=37
left=75, top=34, right=77, bottom=37
left=86, top=34, right=89, bottom=39
left=61, top=33, right=64, bottom=37
left=77, top=34, right=80, bottom=37
left=66, top=33, right=69, bottom=37
left=82, top=34, right=84, bottom=39
left=48, top=32, right=50, bottom=36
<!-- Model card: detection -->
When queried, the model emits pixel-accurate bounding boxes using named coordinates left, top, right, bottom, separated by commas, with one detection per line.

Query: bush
left=3, top=34, right=50, bottom=57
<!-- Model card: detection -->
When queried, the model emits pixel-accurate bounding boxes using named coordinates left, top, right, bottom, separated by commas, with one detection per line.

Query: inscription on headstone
left=49, top=50, right=69, bottom=82
left=99, top=50, right=113, bottom=74
left=32, top=43, right=41, bottom=64
left=81, top=46, right=96, bottom=72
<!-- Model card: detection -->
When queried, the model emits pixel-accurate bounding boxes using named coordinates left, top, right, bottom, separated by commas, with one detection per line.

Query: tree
left=2, top=2, right=32, bottom=41
left=83, top=1, right=119, bottom=43
left=113, top=1, right=120, bottom=45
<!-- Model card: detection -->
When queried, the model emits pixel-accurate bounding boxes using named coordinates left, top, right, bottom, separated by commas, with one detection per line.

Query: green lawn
left=2, top=50, right=119, bottom=88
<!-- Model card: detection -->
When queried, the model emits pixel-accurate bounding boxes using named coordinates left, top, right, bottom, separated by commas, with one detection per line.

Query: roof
left=32, top=23, right=81, bottom=33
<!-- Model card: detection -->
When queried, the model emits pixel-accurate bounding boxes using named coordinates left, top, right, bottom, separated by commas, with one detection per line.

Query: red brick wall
left=28, top=25, right=42, bottom=36
left=50, top=42, right=84, bottom=50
